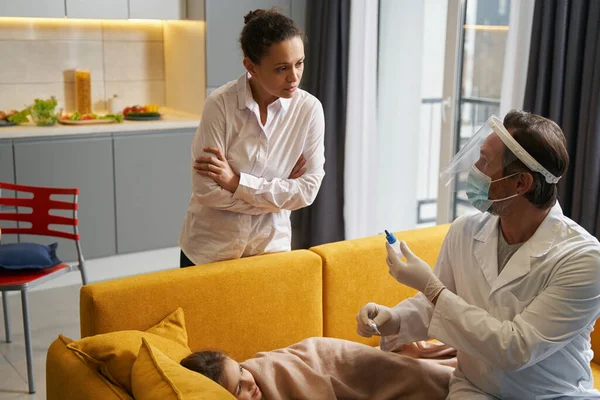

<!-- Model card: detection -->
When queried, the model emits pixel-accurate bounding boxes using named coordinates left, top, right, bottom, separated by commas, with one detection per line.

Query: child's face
left=220, top=357, right=262, bottom=400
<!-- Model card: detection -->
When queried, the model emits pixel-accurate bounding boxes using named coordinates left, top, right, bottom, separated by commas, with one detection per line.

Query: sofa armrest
left=46, top=335, right=132, bottom=400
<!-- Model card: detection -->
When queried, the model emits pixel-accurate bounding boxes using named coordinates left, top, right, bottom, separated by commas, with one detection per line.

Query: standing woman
left=179, top=9, right=325, bottom=267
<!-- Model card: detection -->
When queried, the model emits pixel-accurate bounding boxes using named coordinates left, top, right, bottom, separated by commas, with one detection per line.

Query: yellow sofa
left=46, top=225, right=600, bottom=399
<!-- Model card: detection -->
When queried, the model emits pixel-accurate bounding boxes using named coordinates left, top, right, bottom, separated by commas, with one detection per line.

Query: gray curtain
left=292, top=0, right=350, bottom=249
left=524, top=0, right=600, bottom=238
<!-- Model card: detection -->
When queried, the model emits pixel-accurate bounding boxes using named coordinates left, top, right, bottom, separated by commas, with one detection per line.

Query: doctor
left=357, top=110, right=600, bottom=398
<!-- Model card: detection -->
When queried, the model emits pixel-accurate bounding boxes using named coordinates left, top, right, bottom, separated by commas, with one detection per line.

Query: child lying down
left=181, top=337, right=456, bottom=400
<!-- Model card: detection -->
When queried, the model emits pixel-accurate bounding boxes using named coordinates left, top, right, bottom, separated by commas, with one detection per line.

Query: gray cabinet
left=0, top=140, right=17, bottom=245
left=113, top=130, right=194, bottom=254
left=290, top=0, right=307, bottom=32
left=0, top=0, right=65, bottom=18
left=65, top=0, right=128, bottom=19
left=13, top=136, right=116, bottom=262
left=187, top=0, right=205, bottom=20
left=206, top=0, right=303, bottom=90
left=130, top=0, right=186, bottom=20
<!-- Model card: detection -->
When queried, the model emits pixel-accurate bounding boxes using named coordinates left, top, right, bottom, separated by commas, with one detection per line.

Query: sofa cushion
left=132, top=338, right=234, bottom=400
left=47, top=334, right=133, bottom=400
left=67, top=308, right=191, bottom=394
left=311, top=224, right=450, bottom=347
left=80, top=250, right=323, bottom=362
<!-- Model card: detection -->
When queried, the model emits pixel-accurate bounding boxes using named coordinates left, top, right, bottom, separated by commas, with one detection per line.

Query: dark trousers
left=180, top=250, right=194, bottom=268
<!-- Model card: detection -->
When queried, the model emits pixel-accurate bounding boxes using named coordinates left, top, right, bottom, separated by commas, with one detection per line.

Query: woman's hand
left=194, top=147, right=240, bottom=193
left=289, top=155, right=307, bottom=179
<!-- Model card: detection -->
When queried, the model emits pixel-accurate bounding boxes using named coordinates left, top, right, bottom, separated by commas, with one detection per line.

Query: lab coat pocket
left=498, top=291, right=535, bottom=320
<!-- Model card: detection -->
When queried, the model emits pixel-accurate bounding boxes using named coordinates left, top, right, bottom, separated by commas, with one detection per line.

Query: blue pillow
left=0, top=242, right=62, bottom=270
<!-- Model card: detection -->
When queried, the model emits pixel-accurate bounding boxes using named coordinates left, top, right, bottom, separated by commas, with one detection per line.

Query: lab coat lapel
left=490, top=244, right=531, bottom=295
left=473, top=215, right=500, bottom=287
left=490, top=204, right=562, bottom=294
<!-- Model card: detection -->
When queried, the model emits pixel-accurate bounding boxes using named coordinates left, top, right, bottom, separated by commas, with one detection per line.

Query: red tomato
left=81, top=115, right=93, bottom=121
left=123, top=107, right=132, bottom=116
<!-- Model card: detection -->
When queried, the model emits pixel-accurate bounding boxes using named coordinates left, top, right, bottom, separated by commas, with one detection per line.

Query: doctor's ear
left=516, top=172, right=534, bottom=194
left=243, top=57, right=258, bottom=77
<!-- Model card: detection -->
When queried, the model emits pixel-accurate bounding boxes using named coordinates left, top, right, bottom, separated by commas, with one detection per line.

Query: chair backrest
left=0, top=181, right=80, bottom=241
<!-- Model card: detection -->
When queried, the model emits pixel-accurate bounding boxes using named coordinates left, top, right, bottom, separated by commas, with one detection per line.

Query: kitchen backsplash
left=0, top=18, right=166, bottom=112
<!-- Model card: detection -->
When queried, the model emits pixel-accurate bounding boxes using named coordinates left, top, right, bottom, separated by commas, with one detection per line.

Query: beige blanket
left=241, top=337, right=454, bottom=400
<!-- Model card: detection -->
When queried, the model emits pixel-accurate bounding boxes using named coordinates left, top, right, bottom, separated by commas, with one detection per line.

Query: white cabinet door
left=129, top=0, right=186, bottom=20
left=0, top=0, right=65, bottom=18
left=66, top=0, right=129, bottom=19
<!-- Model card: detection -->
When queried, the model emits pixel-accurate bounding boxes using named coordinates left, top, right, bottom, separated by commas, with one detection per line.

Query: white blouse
left=179, top=74, right=325, bottom=265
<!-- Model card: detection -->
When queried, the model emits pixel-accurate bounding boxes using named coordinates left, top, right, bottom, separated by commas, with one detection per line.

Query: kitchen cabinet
left=129, top=0, right=186, bottom=20
left=0, top=140, right=18, bottom=245
left=13, top=136, right=116, bottom=261
left=205, top=0, right=307, bottom=91
left=0, top=0, right=65, bottom=18
left=113, top=129, right=194, bottom=254
left=65, top=0, right=128, bottom=19
left=291, top=0, right=307, bottom=32
left=187, top=0, right=205, bottom=20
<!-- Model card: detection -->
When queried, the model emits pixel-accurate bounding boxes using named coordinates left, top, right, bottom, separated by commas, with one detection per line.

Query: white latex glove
left=386, top=241, right=446, bottom=303
left=356, top=302, right=400, bottom=338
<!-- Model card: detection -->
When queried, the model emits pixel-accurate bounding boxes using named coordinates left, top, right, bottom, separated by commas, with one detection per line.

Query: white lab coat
left=381, top=204, right=600, bottom=399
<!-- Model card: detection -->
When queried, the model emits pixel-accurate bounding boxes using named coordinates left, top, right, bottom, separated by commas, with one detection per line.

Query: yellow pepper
left=145, top=104, right=159, bottom=113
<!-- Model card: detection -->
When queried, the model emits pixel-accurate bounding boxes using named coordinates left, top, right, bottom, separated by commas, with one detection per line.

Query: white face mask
left=466, top=166, right=520, bottom=213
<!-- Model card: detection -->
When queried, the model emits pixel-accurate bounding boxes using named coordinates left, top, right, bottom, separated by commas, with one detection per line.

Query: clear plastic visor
left=439, top=115, right=560, bottom=192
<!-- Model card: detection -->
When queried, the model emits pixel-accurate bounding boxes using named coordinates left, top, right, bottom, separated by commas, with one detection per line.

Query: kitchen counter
left=0, top=111, right=200, bottom=140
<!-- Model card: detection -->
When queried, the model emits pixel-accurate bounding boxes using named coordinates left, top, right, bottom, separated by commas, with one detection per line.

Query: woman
left=179, top=9, right=325, bottom=267
left=181, top=337, right=455, bottom=400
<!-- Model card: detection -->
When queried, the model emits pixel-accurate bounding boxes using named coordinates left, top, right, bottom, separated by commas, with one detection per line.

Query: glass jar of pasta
left=75, top=69, right=92, bottom=114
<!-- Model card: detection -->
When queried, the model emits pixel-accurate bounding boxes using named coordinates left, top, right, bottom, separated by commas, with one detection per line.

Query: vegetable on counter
left=145, top=103, right=159, bottom=113
left=123, top=105, right=145, bottom=116
left=123, top=104, right=159, bottom=116
left=100, top=114, right=124, bottom=123
left=29, top=97, right=59, bottom=126
left=3, top=109, right=29, bottom=124
left=126, top=112, right=160, bottom=118
left=60, top=112, right=123, bottom=123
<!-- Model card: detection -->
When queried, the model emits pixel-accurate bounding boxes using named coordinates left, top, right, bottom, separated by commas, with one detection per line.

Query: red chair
left=0, top=182, right=88, bottom=394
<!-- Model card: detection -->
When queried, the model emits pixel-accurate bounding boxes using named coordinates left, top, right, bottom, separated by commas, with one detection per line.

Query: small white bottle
left=108, top=94, right=122, bottom=114
left=385, top=230, right=402, bottom=257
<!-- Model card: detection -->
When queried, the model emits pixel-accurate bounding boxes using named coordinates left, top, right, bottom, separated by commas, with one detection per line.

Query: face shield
left=439, top=115, right=561, bottom=213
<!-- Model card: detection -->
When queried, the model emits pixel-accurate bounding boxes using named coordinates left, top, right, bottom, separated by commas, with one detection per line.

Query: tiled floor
left=0, top=284, right=81, bottom=400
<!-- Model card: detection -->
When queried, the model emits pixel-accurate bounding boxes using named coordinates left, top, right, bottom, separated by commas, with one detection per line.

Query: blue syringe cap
left=384, top=230, right=397, bottom=244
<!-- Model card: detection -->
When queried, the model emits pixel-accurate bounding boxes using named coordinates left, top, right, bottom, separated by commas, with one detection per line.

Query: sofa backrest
left=311, top=224, right=451, bottom=347
left=79, top=223, right=600, bottom=363
left=80, top=249, right=323, bottom=362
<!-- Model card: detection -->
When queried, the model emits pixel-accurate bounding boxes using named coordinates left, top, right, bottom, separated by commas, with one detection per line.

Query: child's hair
left=240, top=8, right=304, bottom=64
left=180, top=350, right=228, bottom=384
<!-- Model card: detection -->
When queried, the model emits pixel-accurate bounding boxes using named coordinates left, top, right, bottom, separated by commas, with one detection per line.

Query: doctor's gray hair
left=240, top=8, right=304, bottom=64
left=502, top=110, right=569, bottom=210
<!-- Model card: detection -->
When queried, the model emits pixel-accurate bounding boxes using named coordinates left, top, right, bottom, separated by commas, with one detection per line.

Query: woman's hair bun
left=244, top=9, right=268, bottom=25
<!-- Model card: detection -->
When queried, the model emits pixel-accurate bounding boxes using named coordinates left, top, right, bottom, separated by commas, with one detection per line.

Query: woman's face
left=220, top=357, right=262, bottom=400
left=244, top=36, right=305, bottom=100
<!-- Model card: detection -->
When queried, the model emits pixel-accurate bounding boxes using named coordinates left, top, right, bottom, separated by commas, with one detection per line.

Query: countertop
left=0, top=110, right=200, bottom=140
